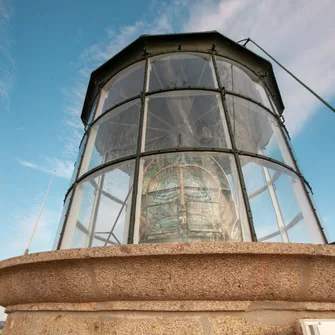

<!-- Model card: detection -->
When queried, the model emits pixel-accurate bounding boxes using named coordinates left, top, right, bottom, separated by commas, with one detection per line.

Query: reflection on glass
left=137, top=152, right=250, bottom=243
left=226, top=95, right=294, bottom=168
left=232, top=66, right=271, bottom=109
left=69, top=134, right=87, bottom=186
left=215, top=58, right=232, bottom=91
left=240, top=156, right=324, bottom=244
left=145, top=91, right=230, bottom=152
left=80, top=100, right=140, bottom=176
left=63, top=160, right=135, bottom=248
left=101, top=61, right=144, bottom=112
left=53, top=190, right=73, bottom=250
left=215, top=56, right=271, bottom=109
left=149, top=53, right=216, bottom=91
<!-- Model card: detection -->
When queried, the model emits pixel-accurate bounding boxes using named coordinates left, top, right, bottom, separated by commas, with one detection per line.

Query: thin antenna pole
left=238, top=38, right=335, bottom=115
left=24, top=170, right=56, bottom=255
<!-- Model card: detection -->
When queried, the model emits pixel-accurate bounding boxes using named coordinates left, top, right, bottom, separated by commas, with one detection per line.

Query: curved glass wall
left=225, top=95, right=294, bottom=168
left=61, top=160, right=135, bottom=249
left=149, top=53, right=217, bottom=91
left=137, top=152, right=250, bottom=243
left=240, top=156, right=324, bottom=243
left=145, top=91, right=230, bottom=151
left=80, top=99, right=141, bottom=176
left=216, top=56, right=272, bottom=110
left=57, top=52, right=326, bottom=249
left=101, top=61, right=144, bottom=114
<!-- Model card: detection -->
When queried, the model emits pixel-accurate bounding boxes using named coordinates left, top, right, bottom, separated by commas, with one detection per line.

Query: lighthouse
left=0, top=32, right=334, bottom=335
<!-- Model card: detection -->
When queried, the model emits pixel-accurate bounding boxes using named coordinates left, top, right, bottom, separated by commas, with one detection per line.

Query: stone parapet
left=0, top=242, right=335, bottom=334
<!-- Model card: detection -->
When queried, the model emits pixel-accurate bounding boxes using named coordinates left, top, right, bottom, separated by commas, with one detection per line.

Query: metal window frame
left=63, top=85, right=296, bottom=203
left=128, top=56, right=150, bottom=244
left=57, top=49, right=327, bottom=249
left=265, top=81, right=328, bottom=243
left=212, top=52, right=257, bottom=241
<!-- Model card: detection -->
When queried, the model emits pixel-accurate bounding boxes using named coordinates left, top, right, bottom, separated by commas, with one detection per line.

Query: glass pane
left=52, top=190, right=73, bottom=250
left=216, top=57, right=232, bottom=91
left=137, top=152, right=251, bottom=244
left=145, top=91, right=230, bottom=151
left=101, top=61, right=144, bottom=112
left=226, top=95, right=294, bottom=168
left=80, top=100, right=140, bottom=176
left=232, top=65, right=271, bottom=109
left=149, top=53, right=216, bottom=91
left=240, top=155, right=324, bottom=244
left=69, top=134, right=87, bottom=186
left=216, top=56, right=271, bottom=109
left=242, top=159, right=283, bottom=242
left=72, top=181, right=95, bottom=248
left=62, top=160, right=135, bottom=249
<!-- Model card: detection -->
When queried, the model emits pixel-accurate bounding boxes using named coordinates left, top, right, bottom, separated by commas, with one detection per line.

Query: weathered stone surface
left=2, top=314, right=32, bottom=335
left=1, top=243, right=335, bottom=307
left=4, top=314, right=204, bottom=335
left=308, top=256, right=335, bottom=301
left=1, top=243, right=335, bottom=334
left=6, top=300, right=335, bottom=314
left=4, top=311, right=335, bottom=335
left=0, top=261, right=94, bottom=306
left=210, top=316, right=295, bottom=335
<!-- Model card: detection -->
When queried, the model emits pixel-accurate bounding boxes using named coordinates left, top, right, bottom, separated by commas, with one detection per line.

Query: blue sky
left=0, top=0, right=335, bottom=320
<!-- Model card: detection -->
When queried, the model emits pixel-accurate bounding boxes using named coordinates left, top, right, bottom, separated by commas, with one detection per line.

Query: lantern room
left=54, top=32, right=327, bottom=249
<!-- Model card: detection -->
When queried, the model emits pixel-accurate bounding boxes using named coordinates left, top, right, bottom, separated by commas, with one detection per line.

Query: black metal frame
left=128, top=55, right=149, bottom=244
left=56, top=48, right=328, bottom=249
left=81, top=32, right=285, bottom=124
left=265, top=87, right=328, bottom=243
left=211, top=52, right=257, bottom=241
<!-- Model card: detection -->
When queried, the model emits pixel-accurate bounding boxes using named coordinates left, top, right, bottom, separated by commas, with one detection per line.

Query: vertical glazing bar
left=212, top=53, right=257, bottom=242
left=265, top=88, right=327, bottom=243
left=133, top=61, right=151, bottom=243
left=133, top=159, right=145, bottom=244
left=258, top=147, right=289, bottom=242
left=93, top=89, right=107, bottom=121
left=210, top=58, right=249, bottom=241
left=208, top=57, right=231, bottom=147
left=123, top=176, right=134, bottom=244
left=87, top=173, right=105, bottom=247
left=128, top=56, right=149, bottom=244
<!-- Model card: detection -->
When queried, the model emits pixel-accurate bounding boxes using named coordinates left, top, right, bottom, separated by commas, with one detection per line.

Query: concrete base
left=1, top=242, right=335, bottom=334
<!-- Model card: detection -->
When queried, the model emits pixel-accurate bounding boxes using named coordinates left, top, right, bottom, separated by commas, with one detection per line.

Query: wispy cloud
left=16, top=158, right=73, bottom=179
left=184, top=0, right=335, bottom=137
left=10, top=204, right=60, bottom=254
left=17, top=159, right=49, bottom=172
left=61, top=0, right=335, bottom=142
left=13, top=0, right=335, bottom=262
left=0, top=190, right=63, bottom=260
left=0, top=0, right=15, bottom=112
left=25, top=0, right=333, bottom=185
left=59, top=1, right=186, bottom=162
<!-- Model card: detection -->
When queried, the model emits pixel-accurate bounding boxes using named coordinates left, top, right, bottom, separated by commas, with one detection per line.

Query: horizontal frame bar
left=63, top=145, right=308, bottom=202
